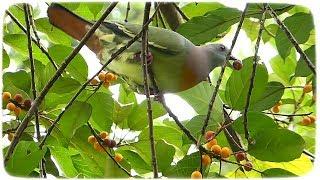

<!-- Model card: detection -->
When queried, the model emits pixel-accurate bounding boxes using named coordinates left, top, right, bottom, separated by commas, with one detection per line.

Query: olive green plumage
left=47, top=3, right=233, bottom=93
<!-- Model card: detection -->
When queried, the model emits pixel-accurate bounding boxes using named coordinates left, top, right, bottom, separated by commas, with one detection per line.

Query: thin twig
left=243, top=4, right=267, bottom=142
left=124, top=2, right=130, bottom=22
left=200, top=4, right=249, bottom=140
left=172, top=3, right=189, bottom=21
left=87, top=122, right=132, bottom=177
left=157, top=9, right=166, bottom=29
left=266, top=4, right=316, bottom=74
left=303, top=150, right=315, bottom=161
left=23, top=4, right=46, bottom=178
left=263, top=111, right=312, bottom=117
left=141, top=2, right=158, bottom=178
left=4, top=2, right=118, bottom=165
left=38, top=5, right=161, bottom=149
left=5, top=10, right=59, bottom=70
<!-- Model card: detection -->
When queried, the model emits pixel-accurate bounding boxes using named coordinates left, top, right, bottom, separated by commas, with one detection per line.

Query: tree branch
left=5, top=10, right=59, bottom=70
left=158, top=3, right=183, bottom=31
left=4, top=2, right=118, bottom=165
left=23, top=4, right=46, bottom=178
left=266, top=4, right=316, bottom=74
left=38, top=5, right=161, bottom=149
left=124, top=2, right=130, bottom=22
left=172, top=3, right=189, bottom=21
left=141, top=2, right=158, bottom=178
left=201, top=4, right=249, bottom=140
left=243, top=4, right=267, bottom=142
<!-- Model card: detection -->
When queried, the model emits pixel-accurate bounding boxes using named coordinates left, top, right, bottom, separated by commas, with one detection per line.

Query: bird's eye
left=219, top=45, right=226, bottom=51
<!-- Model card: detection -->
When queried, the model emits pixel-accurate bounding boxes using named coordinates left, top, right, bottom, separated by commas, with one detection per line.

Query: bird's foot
left=133, top=51, right=153, bottom=65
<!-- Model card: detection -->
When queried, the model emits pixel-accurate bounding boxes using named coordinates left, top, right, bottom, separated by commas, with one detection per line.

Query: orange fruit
left=205, top=131, right=215, bottom=141
left=98, top=72, right=106, bottom=81
left=6, top=102, right=16, bottom=111
left=303, top=84, right=312, bottom=93
left=88, top=135, right=97, bottom=144
left=191, top=171, right=202, bottom=179
left=206, top=139, right=217, bottom=150
left=211, top=144, right=222, bottom=155
left=14, top=107, right=21, bottom=116
left=2, top=92, right=11, bottom=102
left=111, top=74, right=117, bottom=81
left=103, top=81, right=111, bottom=88
left=105, top=72, right=114, bottom=82
left=93, top=142, right=104, bottom=152
left=308, top=115, right=316, bottom=124
left=90, top=78, right=99, bottom=85
left=114, top=153, right=123, bottom=162
left=99, top=131, right=109, bottom=139
left=301, top=117, right=311, bottom=126
left=272, top=106, right=280, bottom=113
left=201, top=155, right=211, bottom=166
left=14, top=94, right=23, bottom=103
left=275, top=101, right=282, bottom=106
left=221, top=147, right=231, bottom=158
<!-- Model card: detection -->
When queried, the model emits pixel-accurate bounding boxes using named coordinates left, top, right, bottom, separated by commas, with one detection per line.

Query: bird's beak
left=226, top=55, right=238, bottom=68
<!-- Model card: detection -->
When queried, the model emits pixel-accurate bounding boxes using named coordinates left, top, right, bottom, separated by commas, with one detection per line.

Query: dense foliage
left=2, top=2, right=315, bottom=178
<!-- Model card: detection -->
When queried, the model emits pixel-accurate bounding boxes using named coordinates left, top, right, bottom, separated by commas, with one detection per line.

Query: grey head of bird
left=202, top=43, right=237, bottom=68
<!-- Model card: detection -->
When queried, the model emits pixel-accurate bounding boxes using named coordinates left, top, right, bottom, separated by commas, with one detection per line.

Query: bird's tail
left=47, top=3, right=102, bottom=54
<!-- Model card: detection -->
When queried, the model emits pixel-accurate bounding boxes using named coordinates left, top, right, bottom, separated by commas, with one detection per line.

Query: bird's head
left=203, top=43, right=238, bottom=68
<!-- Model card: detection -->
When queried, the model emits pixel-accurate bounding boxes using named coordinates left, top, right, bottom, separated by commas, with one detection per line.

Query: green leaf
left=51, top=77, right=81, bottom=94
left=232, top=112, right=278, bottom=137
left=48, top=145, right=79, bottom=177
left=133, top=125, right=182, bottom=163
left=156, top=140, right=175, bottom=173
left=295, top=45, right=315, bottom=77
left=6, top=141, right=46, bottom=176
left=127, top=100, right=166, bottom=131
left=262, top=24, right=278, bottom=43
left=118, top=83, right=137, bottom=104
left=88, top=92, right=114, bottom=131
left=71, top=153, right=103, bottom=177
left=177, top=7, right=241, bottom=44
left=49, top=45, right=88, bottom=82
left=242, top=19, right=260, bottom=41
left=3, top=70, right=31, bottom=94
left=116, top=150, right=152, bottom=174
left=86, top=3, right=105, bottom=19
left=262, top=168, right=297, bottom=177
left=58, top=101, right=92, bottom=140
left=275, top=13, right=314, bottom=59
left=181, top=2, right=224, bottom=18
left=3, top=34, right=49, bottom=64
left=112, top=102, right=133, bottom=127
left=225, top=57, right=269, bottom=110
left=178, top=82, right=223, bottom=116
left=270, top=53, right=297, bottom=85
left=248, top=128, right=305, bottom=162
left=246, top=4, right=293, bottom=19
left=3, top=49, right=10, bottom=69
left=251, top=81, right=285, bottom=111
left=163, top=152, right=200, bottom=177
left=34, top=18, right=72, bottom=45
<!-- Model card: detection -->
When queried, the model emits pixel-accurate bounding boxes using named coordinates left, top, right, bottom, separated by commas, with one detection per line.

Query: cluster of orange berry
left=2, top=92, right=32, bottom=117
left=90, top=71, right=117, bottom=88
left=204, top=131, right=232, bottom=159
left=87, top=131, right=124, bottom=163
left=88, top=131, right=116, bottom=151
left=301, top=115, right=316, bottom=126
